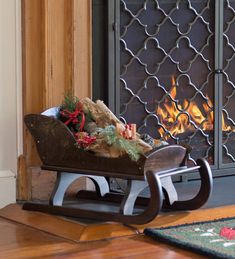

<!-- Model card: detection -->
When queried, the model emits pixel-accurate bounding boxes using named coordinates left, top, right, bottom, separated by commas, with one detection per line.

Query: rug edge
left=144, top=217, right=235, bottom=259
left=146, top=216, right=235, bottom=231
left=144, top=228, right=235, bottom=259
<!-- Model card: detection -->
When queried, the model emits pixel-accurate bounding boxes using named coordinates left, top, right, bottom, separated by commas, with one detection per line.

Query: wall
left=0, top=0, right=21, bottom=207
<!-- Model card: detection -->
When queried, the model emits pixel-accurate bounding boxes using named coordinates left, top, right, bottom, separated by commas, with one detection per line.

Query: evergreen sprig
left=61, top=89, right=80, bottom=112
left=99, top=125, right=142, bottom=161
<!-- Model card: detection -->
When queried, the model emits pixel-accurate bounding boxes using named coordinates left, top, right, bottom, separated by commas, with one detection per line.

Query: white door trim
left=15, top=0, right=23, bottom=157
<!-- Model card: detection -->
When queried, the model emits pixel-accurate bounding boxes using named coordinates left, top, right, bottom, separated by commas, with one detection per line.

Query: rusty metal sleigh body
left=23, top=108, right=213, bottom=225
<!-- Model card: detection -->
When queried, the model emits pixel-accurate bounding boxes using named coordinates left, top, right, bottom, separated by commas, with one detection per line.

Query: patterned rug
left=144, top=217, right=235, bottom=259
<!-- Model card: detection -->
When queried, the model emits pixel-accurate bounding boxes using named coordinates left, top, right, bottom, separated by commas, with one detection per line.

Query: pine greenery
left=61, top=89, right=80, bottom=112
left=99, top=125, right=143, bottom=161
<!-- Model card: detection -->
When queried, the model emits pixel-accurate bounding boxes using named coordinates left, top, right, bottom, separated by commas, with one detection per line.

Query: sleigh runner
left=23, top=97, right=213, bottom=225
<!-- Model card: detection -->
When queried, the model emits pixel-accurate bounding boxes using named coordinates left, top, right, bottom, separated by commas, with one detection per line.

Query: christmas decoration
left=97, top=125, right=142, bottom=161
left=59, top=93, right=167, bottom=161
left=116, top=123, right=136, bottom=140
left=59, top=91, right=96, bottom=148
left=75, top=132, right=96, bottom=149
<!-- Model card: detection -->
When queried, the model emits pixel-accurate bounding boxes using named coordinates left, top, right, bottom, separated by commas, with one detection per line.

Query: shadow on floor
left=174, top=175, right=235, bottom=209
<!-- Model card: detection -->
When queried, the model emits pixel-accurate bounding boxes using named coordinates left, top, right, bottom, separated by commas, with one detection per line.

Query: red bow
left=60, top=103, right=85, bottom=131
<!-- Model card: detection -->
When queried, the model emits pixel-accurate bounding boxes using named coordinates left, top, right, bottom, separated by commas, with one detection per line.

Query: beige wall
left=0, top=0, right=21, bottom=207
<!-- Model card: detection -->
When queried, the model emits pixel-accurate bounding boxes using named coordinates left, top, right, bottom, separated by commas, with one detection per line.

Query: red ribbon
left=60, top=103, right=85, bottom=131
left=75, top=132, right=96, bottom=148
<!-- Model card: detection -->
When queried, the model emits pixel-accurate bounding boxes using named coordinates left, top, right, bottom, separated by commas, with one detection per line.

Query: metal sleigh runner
left=23, top=97, right=213, bottom=225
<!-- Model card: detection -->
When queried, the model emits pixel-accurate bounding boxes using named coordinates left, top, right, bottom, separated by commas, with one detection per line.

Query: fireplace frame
left=93, top=0, right=235, bottom=178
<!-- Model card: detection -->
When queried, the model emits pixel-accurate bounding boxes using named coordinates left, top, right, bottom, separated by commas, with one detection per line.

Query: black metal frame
left=92, top=0, right=108, bottom=103
left=107, top=0, right=120, bottom=114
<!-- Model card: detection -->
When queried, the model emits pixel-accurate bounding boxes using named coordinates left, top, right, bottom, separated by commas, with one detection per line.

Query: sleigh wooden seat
left=23, top=109, right=213, bottom=225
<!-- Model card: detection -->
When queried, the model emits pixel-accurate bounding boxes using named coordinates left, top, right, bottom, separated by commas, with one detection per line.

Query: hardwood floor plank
left=2, top=203, right=235, bottom=258
left=134, top=204, right=235, bottom=232
left=2, top=203, right=235, bottom=244
left=0, top=204, right=136, bottom=242
left=0, top=217, right=75, bottom=259
left=0, top=216, right=205, bottom=259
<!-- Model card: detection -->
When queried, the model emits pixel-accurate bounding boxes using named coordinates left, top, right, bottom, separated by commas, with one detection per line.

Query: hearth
left=105, top=0, right=235, bottom=177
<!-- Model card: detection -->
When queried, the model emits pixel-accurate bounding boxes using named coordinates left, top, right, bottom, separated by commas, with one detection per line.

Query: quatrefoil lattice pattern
left=119, top=0, right=215, bottom=165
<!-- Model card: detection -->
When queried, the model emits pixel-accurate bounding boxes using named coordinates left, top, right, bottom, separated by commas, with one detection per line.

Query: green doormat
left=144, top=217, right=235, bottom=259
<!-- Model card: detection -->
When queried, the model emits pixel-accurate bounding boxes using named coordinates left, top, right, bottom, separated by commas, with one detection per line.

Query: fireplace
left=98, top=0, right=235, bottom=177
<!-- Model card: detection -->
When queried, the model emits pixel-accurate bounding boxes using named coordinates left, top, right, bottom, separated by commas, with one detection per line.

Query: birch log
left=81, top=97, right=152, bottom=156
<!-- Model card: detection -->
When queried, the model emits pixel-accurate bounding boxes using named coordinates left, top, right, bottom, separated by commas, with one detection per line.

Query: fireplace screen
left=109, top=0, right=235, bottom=174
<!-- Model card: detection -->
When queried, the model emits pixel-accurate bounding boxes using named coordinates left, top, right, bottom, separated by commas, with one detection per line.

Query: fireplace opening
left=93, top=0, right=235, bottom=177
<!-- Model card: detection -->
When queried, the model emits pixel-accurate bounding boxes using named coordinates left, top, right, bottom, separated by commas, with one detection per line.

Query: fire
left=157, top=76, right=231, bottom=138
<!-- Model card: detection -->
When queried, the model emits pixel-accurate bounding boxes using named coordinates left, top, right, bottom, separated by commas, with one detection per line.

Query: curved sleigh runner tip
left=162, top=158, right=213, bottom=211
left=22, top=107, right=213, bottom=225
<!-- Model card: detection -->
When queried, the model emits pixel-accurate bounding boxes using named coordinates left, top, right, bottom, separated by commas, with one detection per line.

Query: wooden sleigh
left=23, top=108, right=213, bottom=225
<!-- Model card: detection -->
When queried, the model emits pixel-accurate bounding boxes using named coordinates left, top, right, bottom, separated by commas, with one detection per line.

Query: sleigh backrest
left=24, top=112, right=78, bottom=165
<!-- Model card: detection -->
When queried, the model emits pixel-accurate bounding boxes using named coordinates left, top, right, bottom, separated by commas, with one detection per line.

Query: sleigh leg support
left=49, top=172, right=110, bottom=206
left=23, top=158, right=212, bottom=225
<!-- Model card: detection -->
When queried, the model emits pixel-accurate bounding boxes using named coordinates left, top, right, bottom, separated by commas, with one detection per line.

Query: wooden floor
left=1, top=203, right=235, bottom=259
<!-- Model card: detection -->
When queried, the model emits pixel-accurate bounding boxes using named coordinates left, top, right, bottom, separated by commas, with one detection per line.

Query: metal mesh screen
left=119, top=0, right=215, bottom=165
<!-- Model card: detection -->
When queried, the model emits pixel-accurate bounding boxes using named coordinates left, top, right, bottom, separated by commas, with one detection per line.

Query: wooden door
left=18, top=0, right=92, bottom=200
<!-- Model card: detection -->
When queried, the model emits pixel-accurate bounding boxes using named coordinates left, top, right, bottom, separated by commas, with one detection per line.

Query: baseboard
left=0, top=170, right=16, bottom=178
left=0, top=170, right=16, bottom=208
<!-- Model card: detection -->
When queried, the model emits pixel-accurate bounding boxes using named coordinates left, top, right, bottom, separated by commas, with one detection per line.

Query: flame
left=157, top=77, right=231, bottom=138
